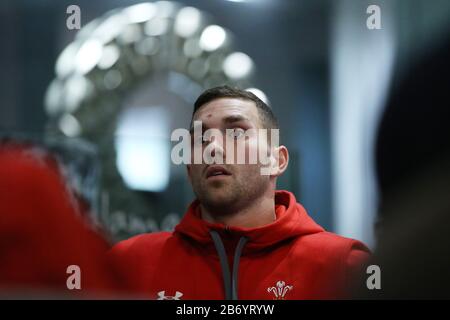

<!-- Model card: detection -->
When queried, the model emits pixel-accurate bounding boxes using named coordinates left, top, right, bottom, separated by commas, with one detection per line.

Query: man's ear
left=271, top=145, right=289, bottom=177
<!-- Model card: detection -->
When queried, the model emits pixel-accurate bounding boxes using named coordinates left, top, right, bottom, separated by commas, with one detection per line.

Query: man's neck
left=200, top=192, right=276, bottom=229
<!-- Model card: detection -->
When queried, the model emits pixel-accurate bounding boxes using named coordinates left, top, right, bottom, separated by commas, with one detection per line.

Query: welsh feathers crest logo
left=267, top=281, right=293, bottom=300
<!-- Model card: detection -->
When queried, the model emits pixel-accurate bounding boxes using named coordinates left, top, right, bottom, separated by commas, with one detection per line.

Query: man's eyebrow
left=189, top=122, right=210, bottom=134
left=222, top=115, right=250, bottom=124
left=189, top=115, right=249, bottom=132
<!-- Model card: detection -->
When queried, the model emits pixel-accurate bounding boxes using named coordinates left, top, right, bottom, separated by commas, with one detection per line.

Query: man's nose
left=206, top=136, right=225, bottom=161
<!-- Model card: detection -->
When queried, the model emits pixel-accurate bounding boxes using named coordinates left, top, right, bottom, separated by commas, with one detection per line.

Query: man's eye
left=229, top=128, right=245, bottom=139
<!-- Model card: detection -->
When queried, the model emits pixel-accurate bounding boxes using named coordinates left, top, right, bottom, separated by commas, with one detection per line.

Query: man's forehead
left=193, top=98, right=259, bottom=123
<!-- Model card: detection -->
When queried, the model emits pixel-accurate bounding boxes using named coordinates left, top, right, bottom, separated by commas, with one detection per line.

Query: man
left=109, top=86, right=370, bottom=300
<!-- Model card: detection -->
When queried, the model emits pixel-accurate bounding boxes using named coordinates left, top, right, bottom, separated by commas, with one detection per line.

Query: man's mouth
left=205, top=165, right=232, bottom=179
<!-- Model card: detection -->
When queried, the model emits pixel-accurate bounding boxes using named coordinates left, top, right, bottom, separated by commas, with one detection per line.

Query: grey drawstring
left=210, top=230, right=232, bottom=299
left=231, top=236, right=248, bottom=300
left=209, top=230, right=248, bottom=300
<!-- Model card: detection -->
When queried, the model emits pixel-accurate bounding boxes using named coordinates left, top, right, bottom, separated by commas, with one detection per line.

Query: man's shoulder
left=306, top=230, right=364, bottom=245
left=109, top=231, right=173, bottom=257
left=294, top=230, right=370, bottom=258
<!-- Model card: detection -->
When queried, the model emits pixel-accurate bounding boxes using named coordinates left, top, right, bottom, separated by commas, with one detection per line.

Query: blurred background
left=1, top=0, right=449, bottom=248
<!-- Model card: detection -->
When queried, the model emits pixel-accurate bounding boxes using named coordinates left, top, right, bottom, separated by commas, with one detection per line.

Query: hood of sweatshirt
left=175, top=190, right=324, bottom=251
left=174, top=190, right=324, bottom=299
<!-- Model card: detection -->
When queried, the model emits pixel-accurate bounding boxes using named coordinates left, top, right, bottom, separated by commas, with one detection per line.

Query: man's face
left=187, top=98, right=272, bottom=214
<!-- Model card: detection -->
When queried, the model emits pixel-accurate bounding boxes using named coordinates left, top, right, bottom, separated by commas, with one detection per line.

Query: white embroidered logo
left=157, top=290, right=183, bottom=300
left=267, top=281, right=293, bottom=300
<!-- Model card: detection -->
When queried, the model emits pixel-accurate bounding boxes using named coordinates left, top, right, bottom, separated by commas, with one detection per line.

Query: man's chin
left=199, top=191, right=237, bottom=212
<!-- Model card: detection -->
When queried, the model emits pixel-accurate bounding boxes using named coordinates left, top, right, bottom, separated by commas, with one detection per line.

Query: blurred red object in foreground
left=0, top=142, right=128, bottom=298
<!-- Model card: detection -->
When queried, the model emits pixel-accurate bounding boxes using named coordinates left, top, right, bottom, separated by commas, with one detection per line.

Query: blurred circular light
left=175, top=7, right=202, bottom=38
left=47, top=2, right=259, bottom=142
left=123, top=3, right=157, bottom=23
left=155, top=1, right=178, bottom=18
left=246, top=88, right=270, bottom=105
left=145, top=18, right=169, bottom=36
left=104, top=70, right=123, bottom=90
left=92, top=14, right=127, bottom=44
left=118, top=24, right=142, bottom=44
left=75, top=39, right=103, bottom=75
left=98, top=44, right=120, bottom=69
left=59, top=114, right=82, bottom=137
left=223, top=52, right=253, bottom=79
left=64, top=75, right=93, bottom=112
left=135, top=37, right=160, bottom=56
left=200, top=25, right=226, bottom=51
left=44, top=80, right=64, bottom=116
left=75, top=18, right=101, bottom=41
left=56, top=42, right=79, bottom=78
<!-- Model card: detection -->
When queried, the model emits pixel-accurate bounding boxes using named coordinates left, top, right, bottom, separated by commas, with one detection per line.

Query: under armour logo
left=157, top=290, right=183, bottom=300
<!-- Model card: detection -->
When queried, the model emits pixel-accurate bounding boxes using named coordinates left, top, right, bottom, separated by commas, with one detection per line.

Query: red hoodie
left=109, top=191, right=370, bottom=300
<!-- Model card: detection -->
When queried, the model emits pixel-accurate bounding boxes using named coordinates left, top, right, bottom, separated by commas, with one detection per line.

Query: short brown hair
left=192, top=85, right=278, bottom=130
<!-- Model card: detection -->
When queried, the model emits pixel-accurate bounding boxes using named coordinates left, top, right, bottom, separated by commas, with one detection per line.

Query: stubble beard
left=192, top=165, right=269, bottom=216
